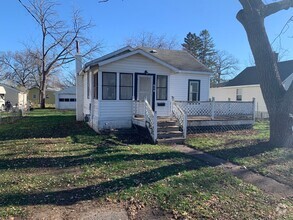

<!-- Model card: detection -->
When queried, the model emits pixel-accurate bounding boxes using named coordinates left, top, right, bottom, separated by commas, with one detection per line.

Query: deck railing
left=144, top=100, right=157, bottom=143
left=175, top=99, right=255, bottom=120
left=132, top=100, right=145, bottom=117
left=172, top=97, right=187, bottom=138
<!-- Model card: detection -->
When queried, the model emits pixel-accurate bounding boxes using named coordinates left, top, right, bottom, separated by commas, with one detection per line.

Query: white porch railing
left=133, top=100, right=145, bottom=117
left=144, top=99, right=157, bottom=143
left=175, top=99, right=255, bottom=120
left=172, top=97, right=187, bottom=138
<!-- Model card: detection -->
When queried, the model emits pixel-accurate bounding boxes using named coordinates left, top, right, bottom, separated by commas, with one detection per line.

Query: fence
left=0, top=107, right=24, bottom=124
left=175, top=99, right=255, bottom=120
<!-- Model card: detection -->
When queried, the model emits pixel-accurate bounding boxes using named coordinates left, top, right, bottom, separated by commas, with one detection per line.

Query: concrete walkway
left=174, top=145, right=293, bottom=199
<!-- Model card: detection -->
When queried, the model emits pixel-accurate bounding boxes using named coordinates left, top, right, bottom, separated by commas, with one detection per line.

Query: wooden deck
left=133, top=115, right=254, bottom=128
left=188, top=115, right=254, bottom=127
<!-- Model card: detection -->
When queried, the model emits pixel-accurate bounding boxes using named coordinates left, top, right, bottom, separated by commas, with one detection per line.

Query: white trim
left=217, top=84, right=261, bottom=89
left=176, top=70, right=212, bottom=75
left=282, top=72, right=293, bottom=89
left=85, top=46, right=134, bottom=68
left=98, top=50, right=179, bottom=72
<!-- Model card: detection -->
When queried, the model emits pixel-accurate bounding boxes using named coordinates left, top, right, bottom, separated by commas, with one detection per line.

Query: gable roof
left=84, top=46, right=212, bottom=74
left=55, top=86, right=76, bottom=95
left=224, top=60, right=293, bottom=87
left=138, top=47, right=211, bottom=72
left=0, top=83, right=22, bottom=93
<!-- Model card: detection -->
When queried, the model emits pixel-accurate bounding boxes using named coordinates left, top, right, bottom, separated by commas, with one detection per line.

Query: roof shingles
left=225, top=60, right=293, bottom=87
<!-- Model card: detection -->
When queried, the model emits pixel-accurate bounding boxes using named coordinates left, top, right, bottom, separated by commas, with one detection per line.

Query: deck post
left=171, top=96, right=174, bottom=116
left=211, top=97, right=215, bottom=120
left=252, top=98, right=256, bottom=122
left=153, top=111, right=158, bottom=143
left=183, top=113, right=187, bottom=138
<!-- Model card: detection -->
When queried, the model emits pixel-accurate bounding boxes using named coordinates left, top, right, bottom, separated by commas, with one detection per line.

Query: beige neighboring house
left=0, top=83, right=28, bottom=109
left=28, top=87, right=60, bottom=107
left=210, top=60, right=293, bottom=118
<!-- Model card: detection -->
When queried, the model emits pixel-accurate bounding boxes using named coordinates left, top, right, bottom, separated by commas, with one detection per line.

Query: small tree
left=237, top=0, right=293, bottom=147
left=125, top=31, right=178, bottom=49
left=0, top=50, right=38, bottom=89
left=212, top=51, right=239, bottom=85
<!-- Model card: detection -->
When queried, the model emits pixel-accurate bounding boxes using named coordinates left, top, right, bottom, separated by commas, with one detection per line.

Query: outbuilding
left=55, top=86, right=76, bottom=110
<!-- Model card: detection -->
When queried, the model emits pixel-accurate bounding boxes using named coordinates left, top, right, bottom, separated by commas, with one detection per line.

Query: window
left=236, top=89, right=242, bottom=101
left=46, top=95, right=49, bottom=99
left=120, top=73, right=133, bottom=100
left=70, top=98, right=76, bottom=102
left=188, top=80, right=200, bottom=101
left=33, top=94, right=37, bottom=99
left=102, top=72, right=117, bottom=100
left=156, top=75, right=168, bottom=100
left=93, top=73, right=98, bottom=99
left=87, top=73, right=90, bottom=99
left=59, top=98, right=65, bottom=102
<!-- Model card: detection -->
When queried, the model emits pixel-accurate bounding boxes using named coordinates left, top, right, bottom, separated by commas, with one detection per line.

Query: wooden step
left=157, top=131, right=183, bottom=139
left=157, top=137, right=185, bottom=145
left=158, top=125, right=179, bottom=132
left=158, top=121, right=177, bottom=127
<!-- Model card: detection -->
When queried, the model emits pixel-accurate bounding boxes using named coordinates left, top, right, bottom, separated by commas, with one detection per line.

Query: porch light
left=144, top=70, right=148, bottom=74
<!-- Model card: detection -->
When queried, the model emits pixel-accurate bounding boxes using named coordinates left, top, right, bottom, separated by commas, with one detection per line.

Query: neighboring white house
left=0, top=86, right=6, bottom=110
left=0, top=83, right=28, bottom=109
left=210, top=60, right=293, bottom=118
left=76, top=46, right=212, bottom=132
left=55, top=86, right=76, bottom=110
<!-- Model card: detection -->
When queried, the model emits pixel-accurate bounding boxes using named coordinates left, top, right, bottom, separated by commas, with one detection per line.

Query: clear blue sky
left=0, top=0, right=292, bottom=71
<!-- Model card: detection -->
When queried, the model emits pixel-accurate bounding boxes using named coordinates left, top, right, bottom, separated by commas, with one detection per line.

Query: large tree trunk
left=237, top=0, right=293, bottom=147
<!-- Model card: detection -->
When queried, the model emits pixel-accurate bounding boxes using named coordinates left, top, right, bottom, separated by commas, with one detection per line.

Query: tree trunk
left=237, top=1, right=293, bottom=148
left=40, top=71, right=46, bottom=109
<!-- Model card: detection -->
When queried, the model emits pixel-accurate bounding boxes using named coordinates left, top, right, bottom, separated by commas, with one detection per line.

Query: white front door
left=138, top=75, right=153, bottom=105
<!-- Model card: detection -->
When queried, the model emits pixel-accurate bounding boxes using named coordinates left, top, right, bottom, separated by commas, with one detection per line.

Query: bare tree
left=212, top=51, right=239, bottom=85
left=0, top=50, right=37, bottom=88
left=125, top=32, right=179, bottom=49
left=60, top=71, right=76, bottom=87
left=237, top=0, right=293, bottom=147
left=20, top=0, right=102, bottom=108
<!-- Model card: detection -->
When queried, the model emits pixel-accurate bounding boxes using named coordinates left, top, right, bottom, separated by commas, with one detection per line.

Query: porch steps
left=156, top=118, right=185, bottom=145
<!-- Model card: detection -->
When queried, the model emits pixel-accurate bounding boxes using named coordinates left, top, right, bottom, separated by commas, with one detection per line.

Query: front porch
left=132, top=98, right=255, bottom=143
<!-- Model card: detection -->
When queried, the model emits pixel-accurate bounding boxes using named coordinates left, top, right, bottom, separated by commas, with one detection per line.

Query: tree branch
left=263, top=0, right=293, bottom=17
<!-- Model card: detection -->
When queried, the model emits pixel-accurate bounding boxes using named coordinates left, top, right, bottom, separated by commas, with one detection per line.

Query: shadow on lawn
left=0, top=114, right=150, bottom=145
left=0, top=149, right=193, bottom=170
left=206, top=141, right=282, bottom=161
left=0, top=152, right=213, bottom=207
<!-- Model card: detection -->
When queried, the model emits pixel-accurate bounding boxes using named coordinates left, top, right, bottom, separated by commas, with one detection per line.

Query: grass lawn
left=0, top=110, right=292, bottom=219
left=187, top=121, right=293, bottom=189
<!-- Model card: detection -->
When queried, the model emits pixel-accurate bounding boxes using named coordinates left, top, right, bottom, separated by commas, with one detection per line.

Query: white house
left=55, top=86, right=76, bottom=110
left=76, top=46, right=212, bottom=132
left=210, top=60, right=293, bottom=118
left=0, top=83, right=28, bottom=110
left=0, top=86, right=5, bottom=110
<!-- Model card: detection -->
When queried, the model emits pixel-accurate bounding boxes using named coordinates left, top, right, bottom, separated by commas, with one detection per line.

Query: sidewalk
left=174, top=145, right=293, bottom=199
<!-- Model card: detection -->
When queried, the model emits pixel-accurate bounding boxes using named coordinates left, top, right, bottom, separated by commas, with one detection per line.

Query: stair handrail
left=172, top=97, right=187, bottom=138
left=144, top=99, right=157, bottom=143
